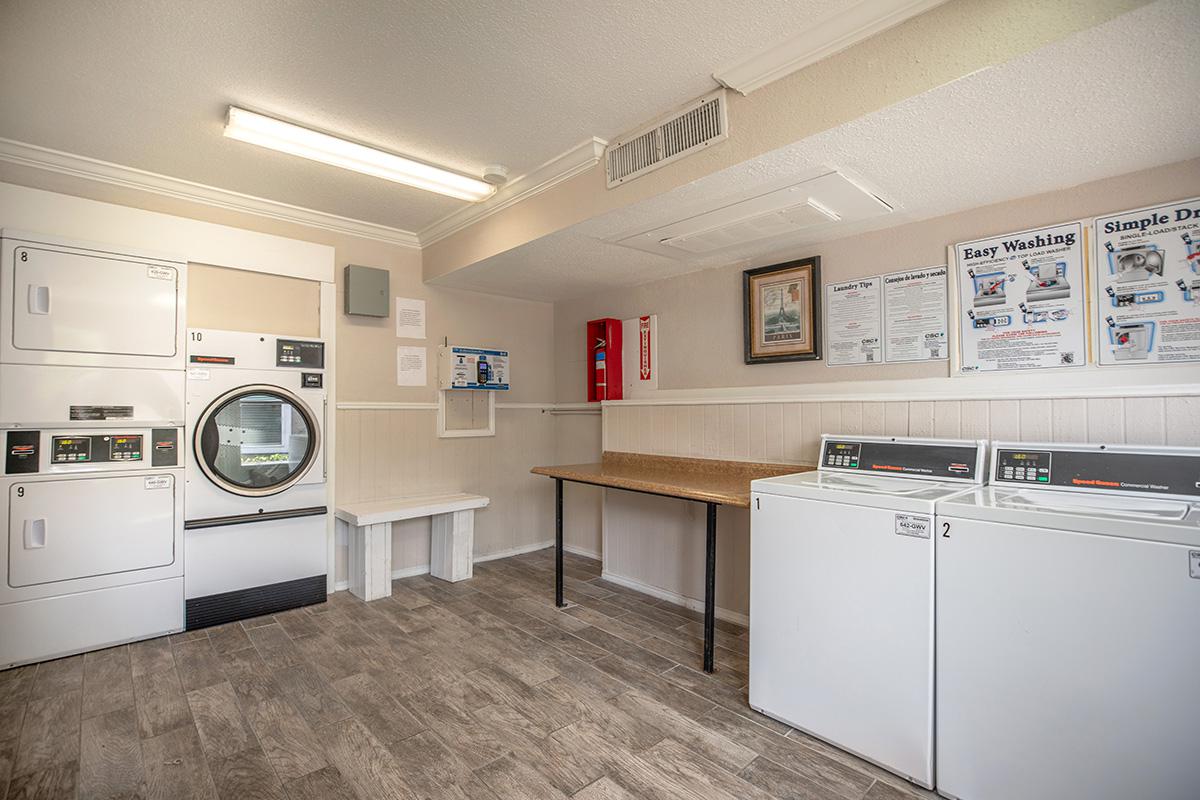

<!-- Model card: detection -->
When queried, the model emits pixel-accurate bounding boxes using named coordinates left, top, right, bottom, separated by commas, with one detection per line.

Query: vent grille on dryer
left=605, top=90, right=728, bottom=187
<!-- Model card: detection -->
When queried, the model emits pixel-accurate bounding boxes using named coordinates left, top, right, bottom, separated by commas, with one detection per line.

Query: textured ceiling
left=434, top=0, right=1200, bottom=301
left=0, top=0, right=853, bottom=232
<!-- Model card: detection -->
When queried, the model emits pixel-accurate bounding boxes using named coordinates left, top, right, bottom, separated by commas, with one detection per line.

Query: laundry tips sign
left=1094, top=197, right=1200, bottom=366
left=954, top=221, right=1087, bottom=373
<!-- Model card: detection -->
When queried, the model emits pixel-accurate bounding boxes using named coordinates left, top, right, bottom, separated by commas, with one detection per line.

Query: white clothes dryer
left=184, top=329, right=328, bottom=629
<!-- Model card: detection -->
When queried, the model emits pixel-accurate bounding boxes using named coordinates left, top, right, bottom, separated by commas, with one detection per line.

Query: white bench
left=335, top=493, right=490, bottom=602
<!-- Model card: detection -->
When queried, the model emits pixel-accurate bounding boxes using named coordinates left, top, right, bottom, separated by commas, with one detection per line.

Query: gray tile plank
left=133, top=667, right=192, bottom=739
left=638, top=737, right=774, bottom=800
left=12, top=690, right=81, bottom=779
left=317, top=716, right=418, bottom=800
left=187, top=681, right=254, bottom=761
left=78, top=706, right=145, bottom=799
left=244, top=696, right=328, bottom=783
left=141, top=724, right=219, bottom=800
left=475, top=753, right=570, bottom=800
left=280, top=765, right=358, bottom=800
left=209, top=746, right=286, bottom=800
left=611, top=691, right=756, bottom=773
left=3, top=759, right=78, bottom=800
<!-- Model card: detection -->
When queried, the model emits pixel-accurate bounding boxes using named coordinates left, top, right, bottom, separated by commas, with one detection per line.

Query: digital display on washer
left=109, top=435, right=142, bottom=461
left=996, top=448, right=1200, bottom=497
left=51, top=436, right=92, bottom=463
left=821, top=440, right=979, bottom=479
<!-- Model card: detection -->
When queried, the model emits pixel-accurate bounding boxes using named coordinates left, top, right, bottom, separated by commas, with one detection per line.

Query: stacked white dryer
left=0, top=230, right=187, bottom=667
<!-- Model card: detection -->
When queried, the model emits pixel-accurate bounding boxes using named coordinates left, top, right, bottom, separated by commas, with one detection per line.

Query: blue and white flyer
left=954, top=222, right=1087, bottom=373
left=1094, top=197, right=1200, bottom=366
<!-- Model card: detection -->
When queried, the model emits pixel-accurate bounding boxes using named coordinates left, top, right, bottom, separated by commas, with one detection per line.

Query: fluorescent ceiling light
left=223, top=106, right=495, bottom=202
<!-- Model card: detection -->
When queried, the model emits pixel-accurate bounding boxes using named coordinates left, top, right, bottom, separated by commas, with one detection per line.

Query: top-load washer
left=184, top=328, right=328, bottom=629
left=750, top=435, right=987, bottom=789
left=0, top=230, right=186, bottom=427
left=935, top=442, right=1200, bottom=800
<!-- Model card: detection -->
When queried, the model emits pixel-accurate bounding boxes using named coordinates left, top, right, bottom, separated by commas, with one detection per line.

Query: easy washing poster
left=1093, top=197, right=1200, bottom=366
left=954, top=221, right=1088, bottom=373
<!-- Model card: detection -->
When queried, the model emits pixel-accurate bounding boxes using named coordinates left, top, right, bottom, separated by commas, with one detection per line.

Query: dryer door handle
left=27, top=285, right=51, bottom=315
left=23, top=518, right=47, bottom=549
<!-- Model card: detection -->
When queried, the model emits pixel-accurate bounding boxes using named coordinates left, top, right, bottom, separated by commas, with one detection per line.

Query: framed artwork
left=743, top=256, right=822, bottom=364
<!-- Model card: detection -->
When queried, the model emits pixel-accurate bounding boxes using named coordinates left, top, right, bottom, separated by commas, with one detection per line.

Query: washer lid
left=752, top=468, right=978, bottom=514
left=938, top=486, right=1200, bottom=546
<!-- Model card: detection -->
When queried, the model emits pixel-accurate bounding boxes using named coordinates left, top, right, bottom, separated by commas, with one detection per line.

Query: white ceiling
left=0, top=0, right=855, bottom=233
left=433, top=0, right=1200, bottom=301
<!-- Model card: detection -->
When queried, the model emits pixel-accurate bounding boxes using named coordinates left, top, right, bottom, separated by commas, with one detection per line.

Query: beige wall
left=188, top=263, right=321, bottom=337
left=552, top=159, right=1200, bottom=619
left=0, top=164, right=559, bottom=586
left=555, top=158, right=1200, bottom=400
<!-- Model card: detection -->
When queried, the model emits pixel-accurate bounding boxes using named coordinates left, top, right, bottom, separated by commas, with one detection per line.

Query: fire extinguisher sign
left=639, top=316, right=652, bottom=381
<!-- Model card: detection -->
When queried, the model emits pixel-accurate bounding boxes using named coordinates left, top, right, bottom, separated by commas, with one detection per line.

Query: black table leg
left=703, top=501, right=717, bottom=673
left=555, top=478, right=565, bottom=608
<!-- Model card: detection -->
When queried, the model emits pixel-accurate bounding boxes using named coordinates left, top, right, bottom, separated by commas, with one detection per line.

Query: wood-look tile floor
left=0, top=550, right=937, bottom=800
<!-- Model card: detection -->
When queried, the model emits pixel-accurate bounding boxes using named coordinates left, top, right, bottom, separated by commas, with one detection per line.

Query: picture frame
left=743, top=256, right=822, bottom=364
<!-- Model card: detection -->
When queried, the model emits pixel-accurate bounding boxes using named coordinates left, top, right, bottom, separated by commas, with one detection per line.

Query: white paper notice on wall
left=1093, top=197, right=1200, bottom=366
left=954, top=221, right=1088, bottom=373
left=883, top=265, right=948, bottom=362
left=396, top=345, right=427, bottom=386
left=825, top=277, right=882, bottom=366
left=395, top=297, right=426, bottom=339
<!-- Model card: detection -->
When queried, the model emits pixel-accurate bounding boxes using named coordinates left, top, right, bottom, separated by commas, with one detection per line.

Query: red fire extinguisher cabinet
left=587, top=318, right=623, bottom=402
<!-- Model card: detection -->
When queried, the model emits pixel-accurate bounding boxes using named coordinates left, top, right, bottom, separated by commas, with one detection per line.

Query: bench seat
left=335, top=493, right=489, bottom=601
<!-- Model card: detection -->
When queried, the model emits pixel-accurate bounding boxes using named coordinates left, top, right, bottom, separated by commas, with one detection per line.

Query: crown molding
left=0, top=137, right=423, bottom=248
left=713, top=0, right=949, bottom=95
left=418, top=137, right=607, bottom=247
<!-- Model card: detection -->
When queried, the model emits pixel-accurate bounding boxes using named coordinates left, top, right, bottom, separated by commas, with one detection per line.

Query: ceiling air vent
left=605, top=90, right=728, bottom=188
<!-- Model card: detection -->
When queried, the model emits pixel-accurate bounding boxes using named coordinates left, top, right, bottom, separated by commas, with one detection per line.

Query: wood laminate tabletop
left=531, top=451, right=812, bottom=508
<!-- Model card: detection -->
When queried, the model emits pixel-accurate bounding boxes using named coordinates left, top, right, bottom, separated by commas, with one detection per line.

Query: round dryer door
left=195, top=384, right=321, bottom=497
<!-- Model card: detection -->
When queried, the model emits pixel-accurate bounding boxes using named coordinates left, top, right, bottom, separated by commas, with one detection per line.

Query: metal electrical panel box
left=343, top=264, right=389, bottom=317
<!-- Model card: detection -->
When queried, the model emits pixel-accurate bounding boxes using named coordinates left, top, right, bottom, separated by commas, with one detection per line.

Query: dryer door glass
left=197, top=388, right=319, bottom=496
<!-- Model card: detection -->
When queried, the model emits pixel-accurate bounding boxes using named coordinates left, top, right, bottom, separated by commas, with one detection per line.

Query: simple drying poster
left=825, top=277, right=882, bottom=366
left=954, top=222, right=1087, bottom=373
left=1093, top=197, right=1200, bottom=366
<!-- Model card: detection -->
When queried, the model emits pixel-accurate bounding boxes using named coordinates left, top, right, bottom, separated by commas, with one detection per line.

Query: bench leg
left=431, top=510, right=474, bottom=583
left=349, top=521, right=392, bottom=602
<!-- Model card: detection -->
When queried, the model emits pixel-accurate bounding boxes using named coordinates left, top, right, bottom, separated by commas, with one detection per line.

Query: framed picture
left=743, top=256, right=822, bottom=364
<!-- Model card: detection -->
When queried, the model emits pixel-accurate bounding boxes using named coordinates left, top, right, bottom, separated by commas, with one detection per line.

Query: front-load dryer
left=750, top=435, right=988, bottom=789
left=0, top=426, right=184, bottom=667
left=184, top=328, right=328, bottom=629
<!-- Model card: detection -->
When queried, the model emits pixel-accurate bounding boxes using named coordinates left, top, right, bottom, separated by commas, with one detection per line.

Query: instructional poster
left=954, top=222, right=1087, bottom=373
left=825, top=277, right=882, bottom=366
left=883, top=265, right=948, bottom=362
left=1093, top=197, right=1200, bottom=365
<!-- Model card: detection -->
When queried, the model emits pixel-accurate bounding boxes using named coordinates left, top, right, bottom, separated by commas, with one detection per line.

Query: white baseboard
left=563, top=544, right=601, bottom=561
left=600, top=570, right=750, bottom=627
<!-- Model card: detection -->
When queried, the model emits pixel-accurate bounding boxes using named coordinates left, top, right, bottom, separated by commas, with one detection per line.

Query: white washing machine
left=0, top=230, right=187, bottom=667
left=935, top=442, right=1200, bottom=800
left=185, top=328, right=328, bottom=629
left=750, top=435, right=987, bottom=789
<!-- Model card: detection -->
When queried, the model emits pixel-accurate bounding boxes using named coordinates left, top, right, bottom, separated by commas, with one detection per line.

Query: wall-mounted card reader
left=438, top=345, right=509, bottom=390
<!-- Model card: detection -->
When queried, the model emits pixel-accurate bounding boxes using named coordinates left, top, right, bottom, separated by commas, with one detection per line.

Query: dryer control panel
left=819, top=436, right=986, bottom=482
left=992, top=444, right=1200, bottom=498
left=4, top=428, right=179, bottom=474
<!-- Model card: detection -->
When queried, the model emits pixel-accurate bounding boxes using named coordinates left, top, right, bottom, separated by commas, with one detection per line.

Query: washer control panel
left=52, top=434, right=141, bottom=463
left=996, top=449, right=1051, bottom=484
left=820, top=437, right=983, bottom=481
left=993, top=445, right=1200, bottom=498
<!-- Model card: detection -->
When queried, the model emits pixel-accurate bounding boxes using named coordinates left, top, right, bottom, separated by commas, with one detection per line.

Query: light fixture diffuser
left=223, top=106, right=495, bottom=202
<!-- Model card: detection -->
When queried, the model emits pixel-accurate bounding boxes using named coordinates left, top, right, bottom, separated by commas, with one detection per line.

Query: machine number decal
left=1190, top=550, right=1200, bottom=580
left=894, top=514, right=931, bottom=538
left=147, top=265, right=175, bottom=280
left=187, top=367, right=210, bottom=381
left=144, top=476, right=171, bottom=490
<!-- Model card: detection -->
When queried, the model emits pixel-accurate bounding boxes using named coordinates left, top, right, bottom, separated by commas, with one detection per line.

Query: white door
left=11, top=244, right=179, bottom=358
left=750, top=492, right=935, bottom=787
left=936, top=518, right=1200, bottom=800
left=8, top=475, right=177, bottom=587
